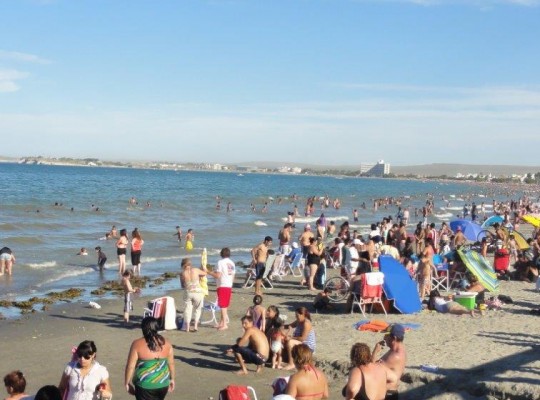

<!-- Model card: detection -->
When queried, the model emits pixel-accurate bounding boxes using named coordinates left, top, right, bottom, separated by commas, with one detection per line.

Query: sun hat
left=292, top=242, right=299, bottom=249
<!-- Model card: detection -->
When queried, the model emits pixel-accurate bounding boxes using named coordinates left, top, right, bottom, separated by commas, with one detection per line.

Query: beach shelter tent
left=450, top=219, right=485, bottom=242
left=379, top=255, right=422, bottom=314
left=522, top=214, right=540, bottom=228
left=457, top=249, right=500, bottom=293
left=481, top=215, right=504, bottom=229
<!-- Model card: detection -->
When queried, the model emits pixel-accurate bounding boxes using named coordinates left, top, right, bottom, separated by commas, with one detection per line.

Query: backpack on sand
left=219, top=385, right=257, bottom=400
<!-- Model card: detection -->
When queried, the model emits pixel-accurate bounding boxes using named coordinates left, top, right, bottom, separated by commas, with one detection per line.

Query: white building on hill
left=359, top=160, right=390, bottom=177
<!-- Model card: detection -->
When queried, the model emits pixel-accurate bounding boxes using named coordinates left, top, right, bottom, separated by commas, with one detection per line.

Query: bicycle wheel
left=324, top=276, right=350, bottom=303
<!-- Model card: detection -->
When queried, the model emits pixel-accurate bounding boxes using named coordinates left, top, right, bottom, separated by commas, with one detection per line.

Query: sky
left=1, top=0, right=540, bottom=166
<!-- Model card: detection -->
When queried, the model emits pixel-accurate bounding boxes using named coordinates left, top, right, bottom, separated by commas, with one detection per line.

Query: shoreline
left=1, top=265, right=539, bottom=400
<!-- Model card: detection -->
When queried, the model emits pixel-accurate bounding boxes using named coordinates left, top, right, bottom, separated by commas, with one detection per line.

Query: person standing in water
left=131, top=229, right=144, bottom=276
left=116, top=229, right=129, bottom=276
left=185, top=229, right=194, bottom=252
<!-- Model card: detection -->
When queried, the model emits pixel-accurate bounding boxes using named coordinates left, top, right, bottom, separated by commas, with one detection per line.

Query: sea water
left=0, top=163, right=509, bottom=317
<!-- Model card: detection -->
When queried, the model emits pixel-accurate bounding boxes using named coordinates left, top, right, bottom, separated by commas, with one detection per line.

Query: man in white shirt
left=208, top=247, right=236, bottom=331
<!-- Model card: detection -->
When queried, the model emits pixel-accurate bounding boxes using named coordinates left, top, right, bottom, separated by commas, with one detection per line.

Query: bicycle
left=323, top=266, right=351, bottom=302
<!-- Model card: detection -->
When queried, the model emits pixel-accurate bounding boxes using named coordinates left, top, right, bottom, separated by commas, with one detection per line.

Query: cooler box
left=454, top=292, right=477, bottom=310
left=494, top=249, right=510, bottom=272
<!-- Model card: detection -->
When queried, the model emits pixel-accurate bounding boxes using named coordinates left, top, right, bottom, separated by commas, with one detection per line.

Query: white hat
left=353, top=238, right=363, bottom=245
left=305, top=224, right=311, bottom=230
left=292, top=242, right=299, bottom=249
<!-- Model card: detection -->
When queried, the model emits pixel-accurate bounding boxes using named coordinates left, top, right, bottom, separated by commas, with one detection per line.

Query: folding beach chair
left=243, top=254, right=276, bottom=289
left=270, top=254, right=287, bottom=280
left=286, top=252, right=304, bottom=277
left=218, top=385, right=258, bottom=400
left=351, top=271, right=387, bottom=318
left=431, top=254, right=450, bottom=292
left=200, top=298, right=230, bottom=326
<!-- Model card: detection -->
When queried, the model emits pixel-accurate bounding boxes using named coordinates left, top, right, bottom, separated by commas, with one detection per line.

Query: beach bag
left=218, top=385, right=249, bottom=400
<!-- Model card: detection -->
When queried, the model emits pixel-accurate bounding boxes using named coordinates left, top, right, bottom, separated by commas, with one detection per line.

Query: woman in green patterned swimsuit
left=125, top=317, right=175, bottom=400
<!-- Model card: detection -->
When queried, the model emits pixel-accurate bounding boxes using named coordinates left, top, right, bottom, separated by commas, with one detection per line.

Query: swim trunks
left=232, top=345, right=267, bottom=365
left=0, top=254, right=11, bottom=261
left=255, top=262, right=265, bottom=279
left=124, top=292, right=133, bottom=313
left=217, top=287, right=232, bottom=308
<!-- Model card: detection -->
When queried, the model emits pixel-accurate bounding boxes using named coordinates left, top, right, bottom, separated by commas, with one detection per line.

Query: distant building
left=359, top=160, right=390, bottom=177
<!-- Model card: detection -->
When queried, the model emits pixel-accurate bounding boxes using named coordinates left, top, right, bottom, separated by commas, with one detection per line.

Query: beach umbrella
left=450, top=219, right=485, bottom=242
left=200, top=248, right=209, bottom=296
left=522, top=214, right=540, bottom=228
left=481, top=215, right=503, bottom=229
left=457, top=249, right=500, bottom=293
left=502, top=227, right=530, bottom=250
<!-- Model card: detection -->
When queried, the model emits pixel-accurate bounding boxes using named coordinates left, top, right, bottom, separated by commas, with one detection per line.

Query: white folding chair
left=261, top=254, right=276, bottom=289
left=200, top=298, right=229, bottom=326
left=431, top=255, right=450, bottom=292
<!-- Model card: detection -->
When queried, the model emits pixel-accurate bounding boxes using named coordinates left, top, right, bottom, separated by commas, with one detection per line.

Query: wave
left=27, top=261, right=58, bottom=269
left=36, top=268, right=93, bottom=287
left=444, top=206, right=462, bottom=211
left=254, top=221, right=268, bottom=226
left=434, top=213, right=453, bottom=219
left=143, top=255, right=181, bottom=264
left=0, top=223, right=20, bottom=231
left=3, top=236, right=44, bottom=245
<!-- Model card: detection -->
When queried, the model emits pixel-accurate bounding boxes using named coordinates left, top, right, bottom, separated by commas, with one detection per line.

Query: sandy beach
left=1, top=261, right=539, bottom=400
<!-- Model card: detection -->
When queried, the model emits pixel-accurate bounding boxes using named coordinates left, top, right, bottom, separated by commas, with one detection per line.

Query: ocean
left=0, top=163, right=509, bottom=318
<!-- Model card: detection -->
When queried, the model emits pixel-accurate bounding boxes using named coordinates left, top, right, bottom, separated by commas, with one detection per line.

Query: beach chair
left=286, top=252, right=304, bottom=277
left=351, top=272, right=387, bottom=318
left=270, top=254, right=287, bottom=280
left=431, top=254, right=450, bottom=292
left=218, top=385, right=258, bottom=400
left=200, top=298, right=229, bottom=326
left=143, top=296, right=177, bottom=330
left=243, top=254, right=277, bottom=289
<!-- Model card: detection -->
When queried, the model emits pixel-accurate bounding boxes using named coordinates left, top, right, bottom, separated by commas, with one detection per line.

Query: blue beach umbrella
left=450, top=219, right=485, bottom=242
left=481, top=215, right=504, bottom=229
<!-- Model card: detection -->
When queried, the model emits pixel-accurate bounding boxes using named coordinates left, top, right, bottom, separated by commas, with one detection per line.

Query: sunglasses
left=77, top=353, right=94, bottom=360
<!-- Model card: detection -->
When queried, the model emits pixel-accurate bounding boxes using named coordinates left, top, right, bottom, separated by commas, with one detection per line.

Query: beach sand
left=1, top=266, right=539, bottom=400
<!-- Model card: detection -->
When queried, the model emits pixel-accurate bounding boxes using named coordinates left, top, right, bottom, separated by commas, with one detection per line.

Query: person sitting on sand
left=285, top=344, right=329, bottom=400
left=370, top=324, right=406, bottom=400
left=343, top=343, right=397, bottom=400
left=513, top=251, right=539, bottom=283
left=284, top=307, right=316, bottom=370
left=229, top=315, right=270, bottom=375
left=464, top=274, right=486, bottom=305
left=3, top=370, right=28, bottom=400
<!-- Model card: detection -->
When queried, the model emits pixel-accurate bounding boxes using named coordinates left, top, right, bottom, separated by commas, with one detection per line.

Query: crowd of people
left=3, top=192, right=540, bottom=400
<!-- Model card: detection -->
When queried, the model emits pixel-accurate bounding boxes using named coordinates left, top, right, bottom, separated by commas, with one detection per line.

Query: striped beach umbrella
left=457, top=249, right=500, bottom=293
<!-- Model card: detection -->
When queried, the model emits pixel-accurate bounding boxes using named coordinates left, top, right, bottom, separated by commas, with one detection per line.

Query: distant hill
left=390, top=164, right=540, bottom=177
left=236, top=161, right=540, bottom=176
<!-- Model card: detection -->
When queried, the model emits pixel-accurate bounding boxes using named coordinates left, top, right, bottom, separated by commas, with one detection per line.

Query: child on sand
left=269, top=320, right=285, bottom=369
left=95, top=246, right=107, bottom=272
left=313, top=288, right=332, bottom=311
left=121, top=270, right=140, bottom=324
left=246, top=295, right=266, bottom=332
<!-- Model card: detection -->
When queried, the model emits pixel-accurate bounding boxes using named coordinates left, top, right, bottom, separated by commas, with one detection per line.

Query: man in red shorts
left=209, top=247, right=236, bottom=330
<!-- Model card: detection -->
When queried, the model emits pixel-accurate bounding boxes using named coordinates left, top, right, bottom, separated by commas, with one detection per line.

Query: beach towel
left=357, top=319, right=389, bottom=332
left=365, top=271, right=384, bottom=285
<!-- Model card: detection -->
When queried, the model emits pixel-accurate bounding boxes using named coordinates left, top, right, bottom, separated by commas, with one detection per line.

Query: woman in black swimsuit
left=342, top=343, right=394, bottom=400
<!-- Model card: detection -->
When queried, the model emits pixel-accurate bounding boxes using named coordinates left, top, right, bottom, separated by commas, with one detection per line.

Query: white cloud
left=0, top=69, right=29, bottom=93
left=0, top=84, right=539, bottom=164
left=0, top=50, right=51, bottom=65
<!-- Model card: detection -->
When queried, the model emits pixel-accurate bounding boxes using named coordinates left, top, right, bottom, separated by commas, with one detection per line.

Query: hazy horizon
left=1, top=1, right=539, bottom=164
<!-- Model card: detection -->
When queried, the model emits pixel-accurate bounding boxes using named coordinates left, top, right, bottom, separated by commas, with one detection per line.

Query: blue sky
left=1, top=0, right=539, bottom=166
